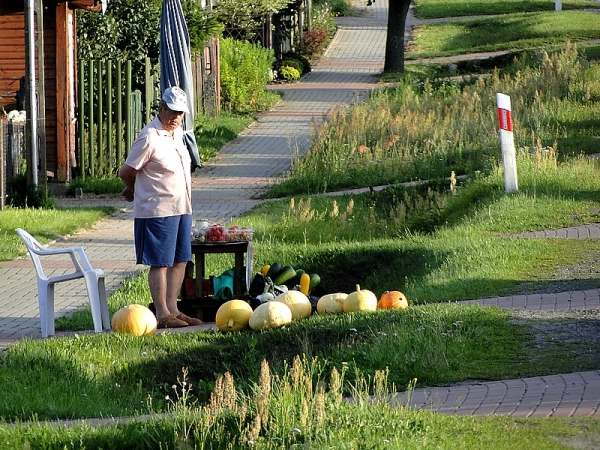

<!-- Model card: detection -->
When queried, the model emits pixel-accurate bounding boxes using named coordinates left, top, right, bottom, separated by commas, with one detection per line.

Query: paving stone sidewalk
left=0, top=0, right=599, bottom=419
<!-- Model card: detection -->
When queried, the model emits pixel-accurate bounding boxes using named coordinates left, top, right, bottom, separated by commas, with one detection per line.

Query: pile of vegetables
left=216, top=291, right=311, bottom=332
left=215, top=284, right=410, bottom=333
left=256, top=262, right=321, bottom=301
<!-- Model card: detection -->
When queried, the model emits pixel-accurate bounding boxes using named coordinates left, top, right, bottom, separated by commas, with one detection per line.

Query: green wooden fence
left=76, top=58, right=157, bottom=179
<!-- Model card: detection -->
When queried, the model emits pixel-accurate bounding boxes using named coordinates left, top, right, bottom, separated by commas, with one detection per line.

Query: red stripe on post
left=498, top=108, right=513, bottom=132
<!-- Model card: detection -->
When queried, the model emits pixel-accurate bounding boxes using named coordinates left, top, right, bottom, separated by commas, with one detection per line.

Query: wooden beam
left=55, top=2, right=75, bottom=182
left=67, top=0, right=103, bottom=12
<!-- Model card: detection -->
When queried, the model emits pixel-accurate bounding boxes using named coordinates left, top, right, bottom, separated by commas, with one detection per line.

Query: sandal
left=176, top=312, right=203, bottom=326
left=157, top=314, right=188, bottom=329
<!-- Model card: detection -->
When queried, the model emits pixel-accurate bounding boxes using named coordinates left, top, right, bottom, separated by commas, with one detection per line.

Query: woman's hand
left=121, top=187, right=134, bottom=202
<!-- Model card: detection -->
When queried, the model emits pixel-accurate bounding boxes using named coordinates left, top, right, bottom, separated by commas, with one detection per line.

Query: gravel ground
left=504, top=247, right=600, bottom=370
left=514, top=309, right=600, bottom=372
left=510, top=308, right=600, bottom=373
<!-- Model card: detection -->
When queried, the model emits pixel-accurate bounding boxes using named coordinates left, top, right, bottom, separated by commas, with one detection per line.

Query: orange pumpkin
left=377, top=291, right=408, bottom=310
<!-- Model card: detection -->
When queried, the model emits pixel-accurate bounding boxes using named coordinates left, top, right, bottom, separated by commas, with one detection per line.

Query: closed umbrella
left=160, top=0, right=202, bottom=171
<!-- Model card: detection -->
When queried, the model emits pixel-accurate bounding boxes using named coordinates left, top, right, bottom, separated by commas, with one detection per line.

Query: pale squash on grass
left=249, top=301, right=293, bottom=330
left=215, top=299, right=254, bottom=332
left=111, top=304, right=157, bottom=336
left=273, top=290, right=312, bottom=320
left=316, top=292, right=347, bottom=314
left=343, top=285, right=377, bottom=313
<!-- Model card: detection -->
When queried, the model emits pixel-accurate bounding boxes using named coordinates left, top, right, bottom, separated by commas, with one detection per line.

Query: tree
left=383, top=0, right=412, bottom=73
left=76, top=0, right=223, bottom=87
left=76, top=0, right=162, bottom=88
left=213, top=0, right=293, bottom=40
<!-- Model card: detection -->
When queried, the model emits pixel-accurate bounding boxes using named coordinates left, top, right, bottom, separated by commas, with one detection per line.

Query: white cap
left=162, top=86, right=190, bottom=114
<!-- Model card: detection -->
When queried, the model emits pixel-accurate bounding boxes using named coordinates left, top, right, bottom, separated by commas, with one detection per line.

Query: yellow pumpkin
left=343, top=284, right=377, bottom=313
left=111, top=304, right=157, bottom=336
left=377, top=291, right=409, bottom=310
left=249, top=301, right=293, bottom=330
left=273, top=290, right=312, bottom=320
left=316, top=292, right=347, bottom=315
left=215, top=300, right=254, bottom=332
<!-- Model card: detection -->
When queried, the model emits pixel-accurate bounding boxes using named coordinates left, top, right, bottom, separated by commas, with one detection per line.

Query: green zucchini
left=308, top=273, right=321, bottom=294
left=273, top=265, right=296, bottom=286
left=266, top=262, right=283, bottom=280
left=290, top=269, right=305, bottom=287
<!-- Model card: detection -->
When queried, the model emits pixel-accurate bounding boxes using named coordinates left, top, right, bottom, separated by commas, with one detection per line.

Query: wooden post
left=78, top=60, right=85, bottom=177
left=56, top=2, right=76, bottom=182
left=97, top=61, right=103, bottom=174
left=106, top=61, right=113, bottom=171
left=116, top=60, right=123, bottom=164
left=125, top=61, right=132, bottom=152
left=87, top=59, right=94, bottom=178
left=144, top=57, right=152, bottom=124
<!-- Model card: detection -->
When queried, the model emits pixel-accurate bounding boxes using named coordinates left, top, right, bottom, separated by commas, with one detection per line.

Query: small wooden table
left=185, top=240, right=250, bottom=300
left=178, top=241, right=250, bottom=321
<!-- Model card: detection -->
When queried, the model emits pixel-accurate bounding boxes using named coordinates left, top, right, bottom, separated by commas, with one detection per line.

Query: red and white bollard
left=496, top=93, right=518, bottom=193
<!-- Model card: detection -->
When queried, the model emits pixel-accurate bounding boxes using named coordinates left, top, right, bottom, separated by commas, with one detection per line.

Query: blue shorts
left=134, top=215, right=192, bottom=267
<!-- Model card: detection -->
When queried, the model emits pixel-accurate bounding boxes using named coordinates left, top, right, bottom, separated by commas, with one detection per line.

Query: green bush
left=66, top=176, right=125, bottom=196
left=7, top=174, right=54, bottom=209
left=312, top=1, right=338, bottom=34
left=326, top=0, right=351, bottom=16
left=282, top=52, right=312, bottom=74
left=281, top=57, right=305, bottom=74
left=219, top=38, right=276, bottom=112
left=278, top=65, right=301, bottom=82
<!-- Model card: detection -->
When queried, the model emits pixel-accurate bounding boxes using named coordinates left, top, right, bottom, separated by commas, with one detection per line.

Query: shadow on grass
left=11, top=269, right=597, bottom=423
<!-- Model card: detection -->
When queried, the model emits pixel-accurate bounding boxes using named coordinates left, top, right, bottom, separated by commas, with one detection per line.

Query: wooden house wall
left=0, top=4, right=60, bottom=180
left=0, top=6, right=25, bottom=114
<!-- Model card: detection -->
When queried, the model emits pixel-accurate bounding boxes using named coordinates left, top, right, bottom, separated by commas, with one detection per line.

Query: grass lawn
left=413, top=0, right=599, bottom=18
left=408, top=11, right=600, bottom=59
left=0, top=207, right=112, bottom=262
left=1, top=0, right=599, bottom=447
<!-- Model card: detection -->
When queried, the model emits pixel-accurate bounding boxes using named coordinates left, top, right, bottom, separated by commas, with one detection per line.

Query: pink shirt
left=124, top=117, right=192, bottom=218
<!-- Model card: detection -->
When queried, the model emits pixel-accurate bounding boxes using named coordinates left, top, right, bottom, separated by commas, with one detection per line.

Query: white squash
left=343, top=284, right=377, bottom=313
left=273, top=290, right=312, bottom=320
left=249, top=301, right=293, bottom=330
left=257, top=292, right=275, bottom=302
left=316, top=292, right=348, bottom=315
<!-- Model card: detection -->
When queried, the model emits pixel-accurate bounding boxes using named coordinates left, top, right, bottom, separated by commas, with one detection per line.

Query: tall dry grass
left=273, top=42, right=594, bottom=196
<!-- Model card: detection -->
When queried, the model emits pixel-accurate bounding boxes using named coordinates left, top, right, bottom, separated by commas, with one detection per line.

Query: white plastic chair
left=15, top=228, right=111, bottom=338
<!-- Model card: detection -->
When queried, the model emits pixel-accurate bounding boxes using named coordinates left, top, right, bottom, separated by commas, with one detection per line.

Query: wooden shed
left=0, top=0, right=104, bottom=184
